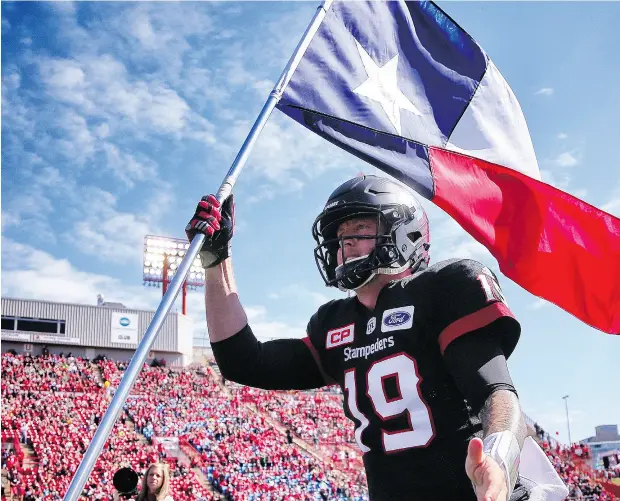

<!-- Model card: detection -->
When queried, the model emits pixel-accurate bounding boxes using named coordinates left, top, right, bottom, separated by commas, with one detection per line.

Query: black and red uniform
left=212, top=259, right=526, bottom=500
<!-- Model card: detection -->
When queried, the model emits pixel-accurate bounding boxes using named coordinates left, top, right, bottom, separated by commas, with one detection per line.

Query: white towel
left=518, top=437, right=569, bottom=501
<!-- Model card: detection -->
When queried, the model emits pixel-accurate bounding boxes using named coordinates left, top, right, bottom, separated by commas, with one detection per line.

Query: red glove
left=185, top=194, right=234, bottom=268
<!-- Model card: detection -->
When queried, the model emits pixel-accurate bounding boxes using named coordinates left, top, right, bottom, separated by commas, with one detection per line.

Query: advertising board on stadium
left=1, top=332, right=31, bottom=342
left=153, top=437, right=179, bottom=452
left=32, top=334, right=81, bottom=344
left=110, top=312, right=139, bottom=344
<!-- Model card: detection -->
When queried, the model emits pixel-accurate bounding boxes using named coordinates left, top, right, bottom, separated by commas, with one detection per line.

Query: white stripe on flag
left=446, top=61, right=541, bottom=181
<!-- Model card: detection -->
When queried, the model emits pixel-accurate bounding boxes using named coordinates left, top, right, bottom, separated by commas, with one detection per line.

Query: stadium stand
left=1, top=351, right=617, bottom=501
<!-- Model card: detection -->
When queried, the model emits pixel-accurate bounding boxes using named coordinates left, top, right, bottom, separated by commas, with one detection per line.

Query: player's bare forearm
left=480, top=389, right=527, bottom=448
left=205, top=258, right=248, bottom=342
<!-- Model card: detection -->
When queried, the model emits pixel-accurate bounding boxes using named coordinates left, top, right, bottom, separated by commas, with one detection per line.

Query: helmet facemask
left=312, top=204, right=417, bottom=291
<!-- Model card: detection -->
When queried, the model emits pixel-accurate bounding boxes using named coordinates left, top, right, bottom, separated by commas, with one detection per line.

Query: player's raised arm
left=444, top=326, right=527, bottom=501
left=432, top=260, right=527, bottom=501
left=185, top=194, right=330, bottom=391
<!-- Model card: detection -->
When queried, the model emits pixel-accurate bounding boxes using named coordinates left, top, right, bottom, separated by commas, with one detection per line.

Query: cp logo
left=326, top=323, right=355, bottom=349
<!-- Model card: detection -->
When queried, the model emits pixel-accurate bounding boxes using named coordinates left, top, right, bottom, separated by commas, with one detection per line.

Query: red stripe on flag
left=429, top=147, right=620, bottom=335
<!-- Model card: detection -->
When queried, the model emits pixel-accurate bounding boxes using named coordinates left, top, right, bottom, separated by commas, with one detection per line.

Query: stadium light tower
left=562, top=394, right=572, bottom=445
left=142, top=235, right=204, bottom=315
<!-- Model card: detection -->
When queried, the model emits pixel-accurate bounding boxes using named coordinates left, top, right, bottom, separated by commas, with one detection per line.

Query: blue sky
left=2, top=1, right=618, bottom=445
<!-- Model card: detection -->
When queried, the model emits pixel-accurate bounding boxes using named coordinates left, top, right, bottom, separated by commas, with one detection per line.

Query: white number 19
left=344, top=353, right=435, bottom=453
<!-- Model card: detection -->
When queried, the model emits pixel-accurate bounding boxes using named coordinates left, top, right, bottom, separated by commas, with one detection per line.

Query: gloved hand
left=185, top=194, right=234, bottom=269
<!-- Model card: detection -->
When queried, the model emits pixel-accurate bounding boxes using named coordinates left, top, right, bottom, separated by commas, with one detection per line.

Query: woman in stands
left=136, top=463, right=173, bottom=501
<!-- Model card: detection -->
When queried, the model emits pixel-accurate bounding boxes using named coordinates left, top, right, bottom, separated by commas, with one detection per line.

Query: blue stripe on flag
left=282, top=107, right=434, bottom=199
left=279, top=0, right=487, bottom=145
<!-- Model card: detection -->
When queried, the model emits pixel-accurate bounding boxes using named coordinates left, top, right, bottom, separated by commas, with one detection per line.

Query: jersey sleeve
left=305, top=302, right=339, bottom=386
left=426, top=259, right=520, bottom=357
left=211, top=324, right=330, bottom=390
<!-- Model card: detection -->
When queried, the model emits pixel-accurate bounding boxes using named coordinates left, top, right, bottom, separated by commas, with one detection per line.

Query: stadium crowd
left=2, top=351, right=618, bottom=501
left=541, top=441, right=619, bottom=501
left=234, top=385, right=365, bottom=483
left=1, top=352, right=214, bottom=501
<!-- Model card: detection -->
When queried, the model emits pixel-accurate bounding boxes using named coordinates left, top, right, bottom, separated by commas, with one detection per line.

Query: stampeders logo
left=326, top=323, right=355, bottom=349
left=381, top=306, right=415, bottom=332
left=344, top=336, right=394, bottom=362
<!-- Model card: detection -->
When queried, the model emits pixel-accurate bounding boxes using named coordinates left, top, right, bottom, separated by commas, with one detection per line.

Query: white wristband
left=483, top=431, right=521, bottom=498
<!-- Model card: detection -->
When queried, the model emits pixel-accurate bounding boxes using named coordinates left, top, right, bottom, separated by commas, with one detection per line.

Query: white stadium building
left=1, top=296, right=194, bottom=366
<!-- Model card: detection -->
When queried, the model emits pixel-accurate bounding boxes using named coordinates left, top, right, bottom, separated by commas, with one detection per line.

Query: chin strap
left=376, top=262, right=411, bottom=276
left=335, top=253, right=420, bottom=292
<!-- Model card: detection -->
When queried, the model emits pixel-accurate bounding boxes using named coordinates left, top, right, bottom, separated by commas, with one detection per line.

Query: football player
left=186, top=175, right=532, bottom=501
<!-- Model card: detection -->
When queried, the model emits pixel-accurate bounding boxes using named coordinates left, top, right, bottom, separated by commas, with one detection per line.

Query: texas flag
left=276, top=0, right=620, bottom=334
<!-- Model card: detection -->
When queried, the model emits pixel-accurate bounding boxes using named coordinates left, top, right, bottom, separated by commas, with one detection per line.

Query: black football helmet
left=312, top=175, right=430, bottom=291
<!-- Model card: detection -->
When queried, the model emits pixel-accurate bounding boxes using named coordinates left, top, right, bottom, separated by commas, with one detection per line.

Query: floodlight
left=143, top=234, right=205, bottom=315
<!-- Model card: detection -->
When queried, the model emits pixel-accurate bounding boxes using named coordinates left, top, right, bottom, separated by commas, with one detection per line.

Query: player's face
left=336, top=217, right=379, bottom=266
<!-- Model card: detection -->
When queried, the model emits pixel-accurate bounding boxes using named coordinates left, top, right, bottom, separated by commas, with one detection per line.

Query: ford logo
left=384, top=312, right=411, bottom=326
left=119, top=317, right=131, bottom=327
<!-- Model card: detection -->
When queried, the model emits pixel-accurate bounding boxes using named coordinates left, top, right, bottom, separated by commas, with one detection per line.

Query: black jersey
left=306, top=259, right=520, bottom=501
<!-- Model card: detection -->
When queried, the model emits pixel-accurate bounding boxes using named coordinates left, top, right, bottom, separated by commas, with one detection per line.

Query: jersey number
left=344, top=353, right=435, bottom=453
left=477, top=268, right=508, bottom=305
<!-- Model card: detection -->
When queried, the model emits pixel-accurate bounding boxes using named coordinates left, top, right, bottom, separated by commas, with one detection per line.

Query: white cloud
left=535, top=87, right=554, bottom=96
left=2, top=68, right=20, bottom=93
left=424, top=211, right=493, bottom=265
left=529, top=298, right=548, bottom=310
left=181, top=292, right=209, bottom=346
left=224, top=56, right=259, bottom=88
left=0, top=157, right=76, bottom=242
left=528, top=408, right=585, bottom=437
left=0, top=191, right=57, bottom=243
left=540, top=169, right=571, bottom=190
left=245, top=305, right=306, bottom=341
left=1, top=239, right=160, bottom=310
left=39, top=58, right=89, bottom=107
left=571, top=188, right=588, bottom=200
left=555, top=152, right=578, bottom=167
left=271, top=284, right=333, bottom=308
left=38, top=53, right=214, bottom=141
left=2, top=212, right=21, bottom=231
left=95, top=123, right=110, bottom=139
left=54, top=109, right=97, bottom=165
left=252, top=79, right=275, bottom=98
left=36, top=166, right=65, bottom=188
left=223, top=113, right=362, bottom=190
left=130, top=13, right=159, bottom=50
left=49, top=1, right=77, bottom=16
left=557, top=133, right=568, bottom=140
left=601, top=183, right=620, bottom=217
left=63, top=187, right=157, bottom=263
left=102, top=142, right=158, bottom=188
left=246, top=185, right=277, bottom=205
left=2, top=69, right=37, bottom=141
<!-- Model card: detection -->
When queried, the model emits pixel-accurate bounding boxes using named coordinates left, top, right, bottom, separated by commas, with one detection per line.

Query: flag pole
left=62, top=2, right=332, bottom=500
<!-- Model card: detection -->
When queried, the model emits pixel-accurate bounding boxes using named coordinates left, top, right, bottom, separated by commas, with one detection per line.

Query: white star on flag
left=352, top=39, right=421, bottom=135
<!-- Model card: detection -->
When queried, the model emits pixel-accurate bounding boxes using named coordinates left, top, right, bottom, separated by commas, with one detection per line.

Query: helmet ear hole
left=408, top=231, right=422, bottom=243
left=377, top=246, right=392, bottom=261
